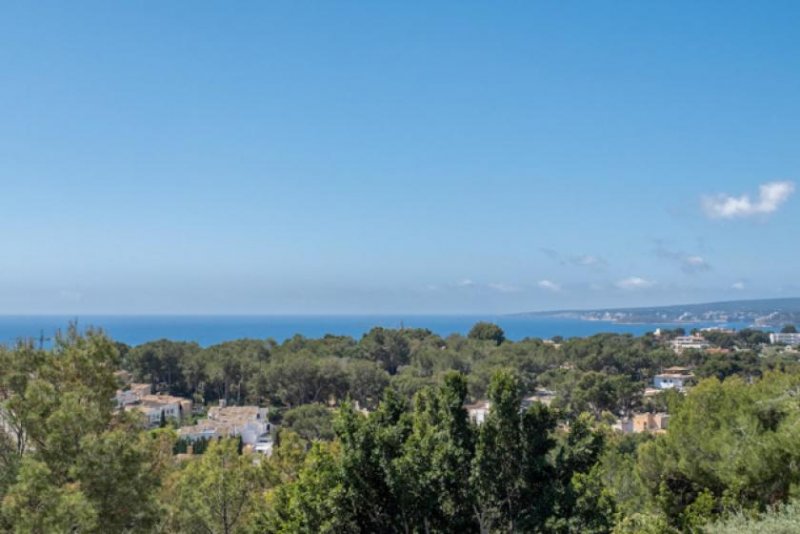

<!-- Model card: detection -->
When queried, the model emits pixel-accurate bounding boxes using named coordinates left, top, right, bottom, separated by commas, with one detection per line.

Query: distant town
left=523, top=297, right=800, bottom=327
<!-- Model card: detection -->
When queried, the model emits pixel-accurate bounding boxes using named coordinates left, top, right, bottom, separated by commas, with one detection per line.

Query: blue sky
left=1, top=1, right=799, bottom=314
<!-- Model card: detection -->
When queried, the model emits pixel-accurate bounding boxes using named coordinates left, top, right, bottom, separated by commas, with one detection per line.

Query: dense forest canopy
left=1, top=323, right=799, bottom=532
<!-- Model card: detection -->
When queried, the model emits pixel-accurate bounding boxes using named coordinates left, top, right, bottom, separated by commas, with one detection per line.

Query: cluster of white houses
left=464, top=366, right=694, bottom=436
left=109, top=328, right=797, bottom=446
left=115, top=383, right=193, bottom=426
left=179, top=404, right=274, bottom=455
left=114, top=380, right=275, bottom=454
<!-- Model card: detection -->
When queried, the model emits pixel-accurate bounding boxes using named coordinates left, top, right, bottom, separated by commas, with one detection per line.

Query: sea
left=0, top=315, right=758, bottom=348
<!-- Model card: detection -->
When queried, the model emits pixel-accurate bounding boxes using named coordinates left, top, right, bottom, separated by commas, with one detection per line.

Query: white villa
left=653, top=366, right=694, bottom=391
left=125, top=394, right=193, bottom=427
left=465, top=400, right=491, bottom=425
left=466, top=389, right=558, bottom=425
left=670, top=335, right=710, bottom=353
left=114, top=383, right=153, bottom=408
left=178, top=404, right=273, bottom=451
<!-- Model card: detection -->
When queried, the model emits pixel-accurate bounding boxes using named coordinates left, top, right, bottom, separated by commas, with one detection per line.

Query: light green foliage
left=168, top=438, right=261, bottom=534
left=705, top=500, right=800, bottom=533
left=260, top=430, right=308, bottom=487
left=638, top=373, right=800, bottom=529
left=282, top=404, right=335, bottom=441
left=5, top=324, right=800, bottom=531
left=0, top=328, right=169, bottom=533
left=1, top=457, right=97, bottom=533
left=612, top=512, right=677, bottom=534
left=259, top=442, right=354, bottom=534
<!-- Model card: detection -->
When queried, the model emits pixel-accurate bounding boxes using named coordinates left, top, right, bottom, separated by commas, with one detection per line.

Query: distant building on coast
left=770, top=333, right=800, bottom=346
left=670, top=335, right=710, bottom=353
left=653, top=367, right=694, bottom=391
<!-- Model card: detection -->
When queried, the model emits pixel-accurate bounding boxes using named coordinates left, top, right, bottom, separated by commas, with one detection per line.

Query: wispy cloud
left=540, top=248, right=560, bottom=261
left=732, top=281, right=745, bottom=290
left=572, top=254, right=605, bottom=267
left=540, top=248, right=607, bottom=269
left=683, top=255, right=710, bottom=273
left=654, top=240, right=711, bottom=274
left=616, top=276, right=655, bottom=290
left=537, top=280, right=562, bottom=292
left=702, top=181, right=795, bottom=219
left=488, top=282, right=521, bottom=293
left=450, top=279, right=521, bottom=293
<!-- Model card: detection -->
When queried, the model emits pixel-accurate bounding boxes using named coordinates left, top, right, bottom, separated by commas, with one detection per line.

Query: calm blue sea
left=0, top=315, right=756, bottom=348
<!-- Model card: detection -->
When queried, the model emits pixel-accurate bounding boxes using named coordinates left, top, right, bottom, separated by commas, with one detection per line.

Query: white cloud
left=732, top=281, right=745, bottom=290
left=616, top=277, right=655, bottom=290
left=456, top=278, right=475, bottom=287
left=572, top=254, right=606, bottom=267
left=703, top=181, right=795, bottom=219
left=538, top=280, right=562, bottom=292
left=682, top=255, right=711, bottom=273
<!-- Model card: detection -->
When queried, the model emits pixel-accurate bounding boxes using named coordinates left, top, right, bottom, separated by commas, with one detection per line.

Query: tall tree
left=359, top=328, right=411, bottom=375
left=1, top=329, right=169, bottom=533
left=468, top=323, right=506, bottom=346
left=168, top=438, right=261, bottom=534
left=470, top=370, right=557, bottom=532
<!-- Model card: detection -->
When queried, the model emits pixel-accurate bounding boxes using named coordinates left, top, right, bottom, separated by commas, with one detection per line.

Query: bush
left=705, top=501, right=800, bottom=533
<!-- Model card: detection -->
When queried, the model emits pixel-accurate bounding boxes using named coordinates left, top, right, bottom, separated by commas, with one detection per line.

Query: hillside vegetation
left=2, top=323, right=800, bottom=532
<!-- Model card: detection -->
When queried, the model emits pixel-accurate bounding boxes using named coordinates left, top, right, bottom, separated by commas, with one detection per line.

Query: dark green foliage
left=359, top=327, right=411, bottom=374
left=637, top=373, right=800, bottom=530
left=6, top=323, right=800, bottom=532
left=191, top=437, right=210, bottom=455
left=126, top=339, right=201, bottom=396
left=468, top=322, right=506, bottom=345
left=471, top=370, right=558, bottom=531
left=173, top=437, right=189, bottom=454
left=283, top=404, right=335, bottom=441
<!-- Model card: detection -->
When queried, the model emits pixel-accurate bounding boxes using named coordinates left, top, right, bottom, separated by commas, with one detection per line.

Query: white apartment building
left=770, top=333, right=800, bottom=346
